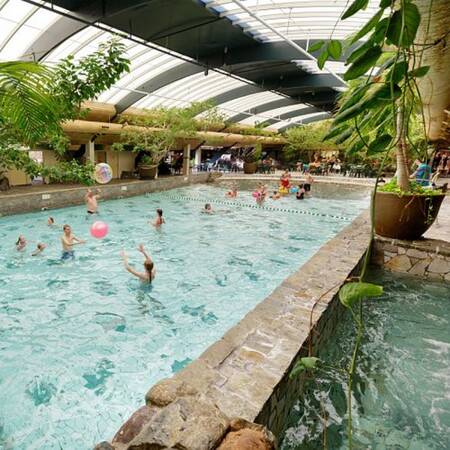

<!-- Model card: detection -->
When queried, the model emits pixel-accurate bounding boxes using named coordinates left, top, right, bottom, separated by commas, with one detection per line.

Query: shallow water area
left=0, top=183, right=368, bottom=449
left=281, top=270, right=450, bottom=450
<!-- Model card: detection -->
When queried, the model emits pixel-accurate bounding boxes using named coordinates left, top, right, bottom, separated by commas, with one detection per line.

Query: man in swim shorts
left=304, top=173, right=314, bottom=192
left=61, top=224, right=86, bottom=259
left=85, top=189, right=101, bottom=214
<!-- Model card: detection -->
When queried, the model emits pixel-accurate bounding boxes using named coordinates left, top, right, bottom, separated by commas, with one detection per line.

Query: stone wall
left=95, top=211, right=371, bottom=449
left=373, top=236, right=450, bottom=282
left=0, top=173, right=212, bottom=216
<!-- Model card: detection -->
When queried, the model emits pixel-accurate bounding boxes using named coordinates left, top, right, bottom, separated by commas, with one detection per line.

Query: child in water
left=151, top=208, right=165, bottom=227
left=225, top=183, right=238, bottom=198
left=16, top=235, right=27, bottom=251
left=47, top=217, right=56, bottom=226
left=203, top=203, right=213, bottom=214
left=61, top=224, right=86, bottom=260
left=121, top=244, right=155, bottom=283
left=296, top=184, right=306, bottom=200
left=271, top=191, right=281, bottom=200
left=32, top=243, right=46, bottom=256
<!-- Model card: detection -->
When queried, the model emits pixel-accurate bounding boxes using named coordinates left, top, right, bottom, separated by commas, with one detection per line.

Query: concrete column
left=194, top=147, right=202, bottom=167
left=182, top=143, right=191, bottom=176
left=86, top=140, right=95, bottom=163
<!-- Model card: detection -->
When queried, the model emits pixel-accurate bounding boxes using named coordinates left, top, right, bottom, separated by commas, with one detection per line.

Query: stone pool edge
left=0, top=173, right=216, bottom=216
left=97, top=209, right=371, bottom=449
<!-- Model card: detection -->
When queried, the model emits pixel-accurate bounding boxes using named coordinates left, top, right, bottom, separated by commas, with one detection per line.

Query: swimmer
left=61, top=224, right=86, bottom=260
left=151, top=208, right=165, bottom=227
left=47, top=217, right=56, bottom=226
left=304, top=173, right=314, bottom=193
left=203, top=203, right=213, bottom=214
left=85, top=188, right=101, bottom=215
left=121, top=244, right=155, bottom=283
left=16, top=235, right=27, bottom=251
left=225, top=183, right=238, bottom=198
left=271, top=191, right=281, bottom=200
left=32, top=243, right=46, bottom=256
left=296, top=184, right=306, bottom=200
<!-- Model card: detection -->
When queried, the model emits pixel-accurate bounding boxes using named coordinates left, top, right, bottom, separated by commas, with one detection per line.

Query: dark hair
left=48, top=217, right=54, bottom=223
left=16, top=236, right=21, bottom=245
left=205, top=203, right=211, bottom=209
left=156, top=208, right=163, bottom=217
left=144, top=260, right=154, bottom=281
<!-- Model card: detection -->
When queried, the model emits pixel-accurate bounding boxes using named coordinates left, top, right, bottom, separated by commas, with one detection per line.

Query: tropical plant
left=0, top=38, right=130, bottom=185
left=290, top=1, right=449, bottom=448
left=112, top=102, right=223, bottom=164
left=283, top=120, right=342, bottom=164
left=317, top=0, right=448, bottom=194
left=241, top=144, right=262, bottom=163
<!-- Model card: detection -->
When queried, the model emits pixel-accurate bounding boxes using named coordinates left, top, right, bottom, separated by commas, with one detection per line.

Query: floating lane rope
left=150, top=194, right=351, bottom=221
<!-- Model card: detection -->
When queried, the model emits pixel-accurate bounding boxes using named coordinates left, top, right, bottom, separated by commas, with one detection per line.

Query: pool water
left=281, top=270, right=450, bottom=450
left=0, top=183, right=367, bottom=449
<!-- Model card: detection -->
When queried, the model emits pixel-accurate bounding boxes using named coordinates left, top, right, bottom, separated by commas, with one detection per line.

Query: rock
left=127, top=396, right=229, bottom=450
left=112, top=406, right=155, bottom=447
left=427, top=257, right=450, bottom=274
left=408, top=257, right=431, bottom=276
left=216, top=418, right=276, bottom=450
left=406, top=248, right=427, bottom=259
left=385, top=255, right=412, bottom=273
left=145, top=378, right=198, bottom=407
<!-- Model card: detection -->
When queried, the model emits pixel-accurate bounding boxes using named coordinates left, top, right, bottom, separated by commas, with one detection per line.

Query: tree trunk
left=415, top=0, right=450, bottom=141
left=396, top=106, right=410, bottom=191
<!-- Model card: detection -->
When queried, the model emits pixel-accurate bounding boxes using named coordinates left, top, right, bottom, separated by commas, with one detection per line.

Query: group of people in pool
left=15, top=176, right=313, bottom=283
left=250, top=171, right=314, bottom=204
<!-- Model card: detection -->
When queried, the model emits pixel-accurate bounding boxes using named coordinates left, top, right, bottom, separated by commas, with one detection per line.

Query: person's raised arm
left=72, top=235, right=86, bottom=245
left=121, top=250, right=148, bottom=281
left=137, top=244, right=153, bottom=264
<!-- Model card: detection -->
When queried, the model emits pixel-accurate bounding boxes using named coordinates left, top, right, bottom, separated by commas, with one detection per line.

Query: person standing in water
left=85, top=188, right=101, bottom=215
left=120, top=244, right=155, bottom=283
left=61, top=224, right=86, bottom=260
left=304, top=173, right=314, bottom=194
left=16, top=235, right=27, bottom=251
left=151, top=208, right=165, bottom=228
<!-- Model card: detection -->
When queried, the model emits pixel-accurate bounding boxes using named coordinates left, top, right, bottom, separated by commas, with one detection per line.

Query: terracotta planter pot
left=374, top=191, right=446, bottom=240
left=139, top=165, right=158, bottom=180
left=243, top=162, right=258, bottom=174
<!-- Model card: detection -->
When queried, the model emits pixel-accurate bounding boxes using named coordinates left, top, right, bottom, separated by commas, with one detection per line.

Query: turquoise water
left=0, top=183, right=368, bottom=449
left=281, top=270, right=450, bottom=450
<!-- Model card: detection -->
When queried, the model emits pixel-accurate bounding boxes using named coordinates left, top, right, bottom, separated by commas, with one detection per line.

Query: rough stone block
left=385, top=254, right=412, bottom=273
left=145, top=378, right=197, bottom=407
left=408, top=257, right=432, bottom=276
left=427, top=257, right=450, bottom=274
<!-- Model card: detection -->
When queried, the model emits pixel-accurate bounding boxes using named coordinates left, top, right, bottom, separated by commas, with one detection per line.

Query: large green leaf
left=367, top=134, right=392, bottom=154
left=372, top=17, right=390, bottom=43
left=339, top=83, right=372, bottom=112
left=365, top=83, right=402, bottom=105
left=290, top=357, right=320, bottom=378
left=386, top=3, right=420, bottom=47
left=339, top=282, right=383, bottom=309
left=350, top=10, right=383, bottom=45
left=347, top=41, right=373, bottom=64
left=317, top=49, right=329, bottom=70
left=387, top=61, right=408, bottom=83
left=323, top=124, right=349, bottom=140
left=309, top=40, right=325, bottom=53
left=342, top=0, right=369, bottom=20
left=379, top=0, right=393, bottom=7
left=328, top=40, right=343, bottom=60
left=344, top=46, right=382, bottom=81
left=335, top=127, right=355, bottom=144
left=334, top=100, right=366, bottom=123
left=347, top=138, right=366, bottom=155
left=408, top=66, right=430, bottom=78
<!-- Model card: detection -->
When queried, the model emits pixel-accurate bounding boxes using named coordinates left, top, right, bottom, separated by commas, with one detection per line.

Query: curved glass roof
left=0, top=0, right=379, bottom=130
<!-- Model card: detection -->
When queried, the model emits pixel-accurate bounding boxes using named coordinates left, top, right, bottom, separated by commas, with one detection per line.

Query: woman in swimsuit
left=121, top=244, right=156, bottom=283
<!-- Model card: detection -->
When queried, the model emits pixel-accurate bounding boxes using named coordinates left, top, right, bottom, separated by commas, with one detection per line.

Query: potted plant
left=242, top=144, right=262, bottom=174
left=318, top=0, right=448, bottom=239
left=138, top=154, right=158, bottom=179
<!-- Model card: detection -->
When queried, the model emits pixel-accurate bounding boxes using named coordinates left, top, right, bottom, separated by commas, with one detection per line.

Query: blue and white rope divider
left=149, top=193, right=351, bottom=221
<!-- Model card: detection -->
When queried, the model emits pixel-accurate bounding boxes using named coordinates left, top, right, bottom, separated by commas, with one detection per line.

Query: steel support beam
left=278, top=112, right=331, bottom=131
